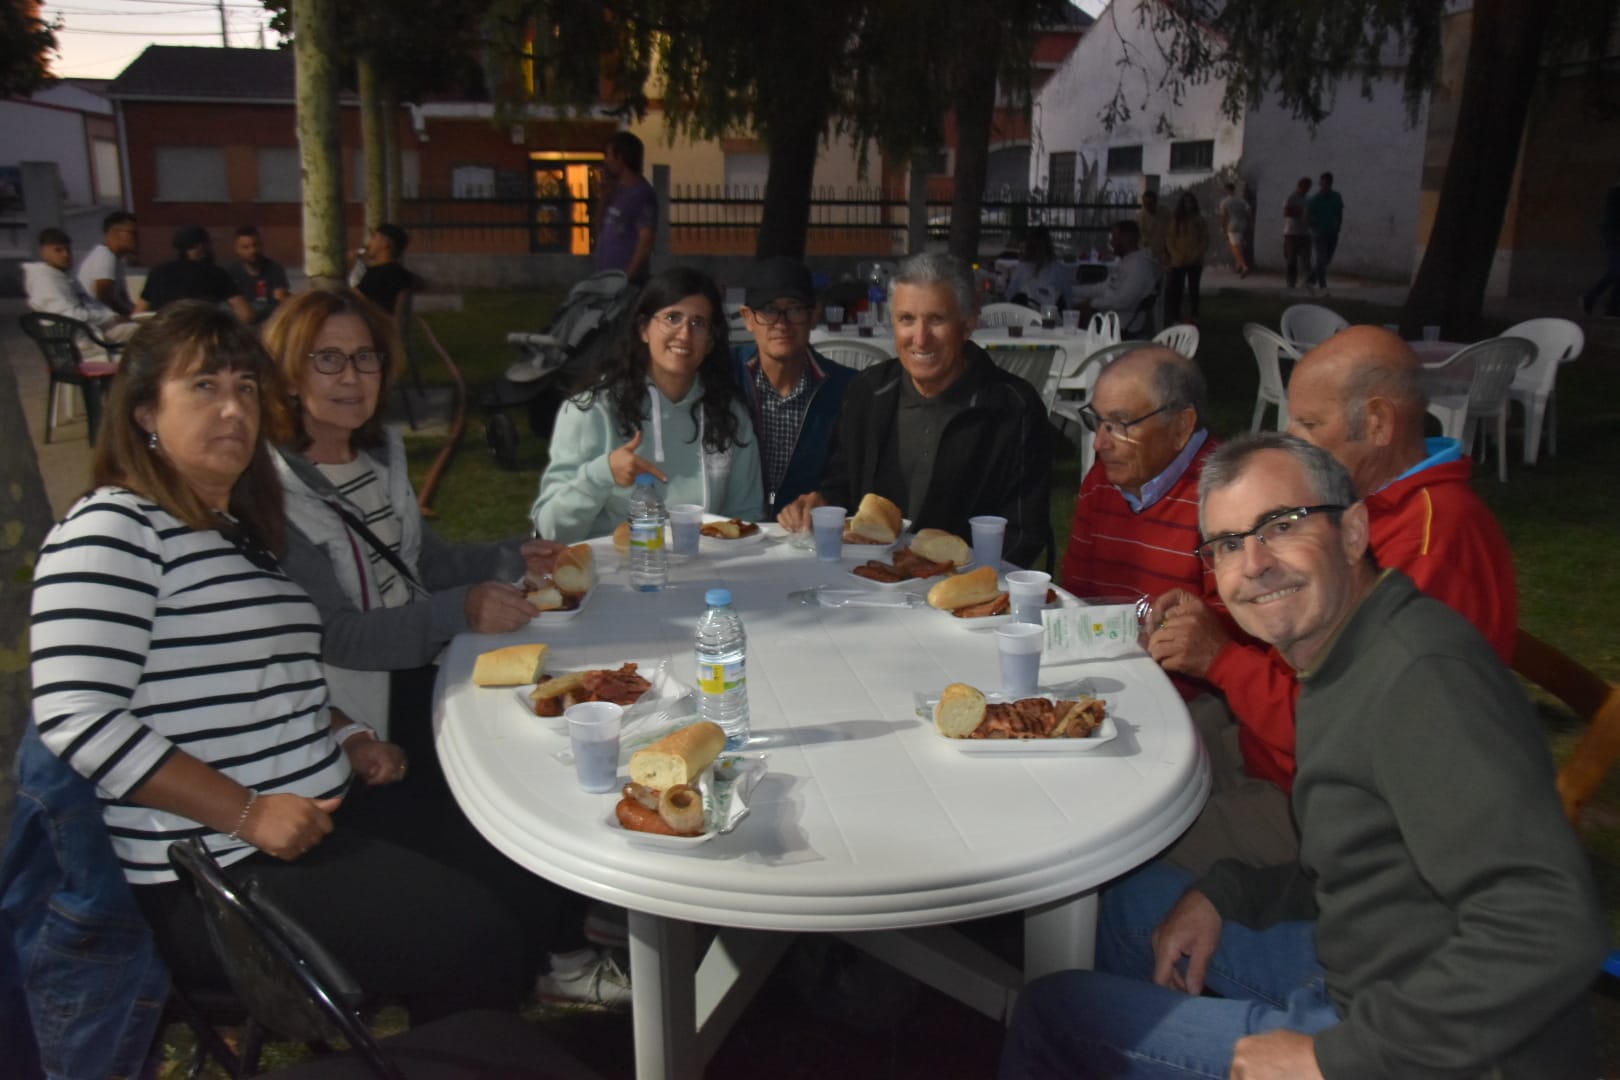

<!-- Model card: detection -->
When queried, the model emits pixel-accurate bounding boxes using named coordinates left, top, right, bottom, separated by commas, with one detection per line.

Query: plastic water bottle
left=627, top=472, right=667, bottom=592
left=695, top=588, right=750, bottom=749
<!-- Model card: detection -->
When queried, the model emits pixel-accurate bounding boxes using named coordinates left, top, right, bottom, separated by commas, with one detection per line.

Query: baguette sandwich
left=846, top=493, right=902, bottom=544
left=472, top=643, right=549, bottom=687
left=926, top=566, right=1009, bottom=618
left=628, top=720, right=726, bottom=791
left=552, top=543, right=594, bottom=596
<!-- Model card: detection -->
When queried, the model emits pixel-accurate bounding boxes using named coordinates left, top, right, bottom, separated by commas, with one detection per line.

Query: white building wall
left=1030, top=0, right=1243, bottom=198
left=1241, top=83, right=1428, bottom=281
left=0, top=99, right=95, bottom=208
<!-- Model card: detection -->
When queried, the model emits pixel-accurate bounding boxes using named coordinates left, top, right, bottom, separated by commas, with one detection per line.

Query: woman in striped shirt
left=29, top=301, right=527, bottom=1018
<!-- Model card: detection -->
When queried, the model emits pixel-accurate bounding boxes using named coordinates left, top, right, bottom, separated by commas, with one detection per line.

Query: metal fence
left=395, top=183, right=1144, bottom=258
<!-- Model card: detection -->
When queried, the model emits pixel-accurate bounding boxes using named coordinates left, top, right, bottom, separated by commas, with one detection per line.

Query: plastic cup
left=825, top=305, right=844, bottom=331
left=996, top=624, right=1044, bottom=699
left=810, top=505, right=847, bottom=562
left=1422, top=325, right=1441, bottom=343
left=1041, top=306, right=1059, bottom=329
left=668, top=503, right=703, bottom=556
left=968, top=515, right=1007, bottom=570
left=1062, top=310, right=1081, bottom=331
left=565, top=701, right=622, bottom=793
left=857, top=310, right=875, bottom=338
left=1006, top=570, right=1052, bottom=626
left=1007, top=324, right=1024, bottom=338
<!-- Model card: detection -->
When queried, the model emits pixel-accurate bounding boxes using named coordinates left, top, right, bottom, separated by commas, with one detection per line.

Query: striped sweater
left=29, top=488, right=350, bottom=885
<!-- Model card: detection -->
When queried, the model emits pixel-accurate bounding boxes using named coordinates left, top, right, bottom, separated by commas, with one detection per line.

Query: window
left=1047, top=152, right=1076, bottom=199
left=155, top=147, right=227, bottom=202
left=452, top=165, right=496, bottom=198
left=1169, top=140, right=1215, bottom=173
left=1106, top=145, right=1143, bottom=177
left=348, top=150, right=421, bottom=201
left=723, top=152, right=768, bottom=193
left=256, top=148, right=300, bottom=202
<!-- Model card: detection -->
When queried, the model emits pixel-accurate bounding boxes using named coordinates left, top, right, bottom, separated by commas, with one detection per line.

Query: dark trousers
left=1308, top=230, right=1339, bottom=288
left=1583, top=246, right=1620, bottom=316
left=1165, top=264, right=1203, bottom=321
left=1283, top=234, right=1312, bottom=287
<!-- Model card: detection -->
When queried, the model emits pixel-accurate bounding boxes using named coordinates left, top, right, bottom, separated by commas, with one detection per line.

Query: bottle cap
left=705, top=588, right=732, bottom=607
left=635, top=473, right=655, bottom=486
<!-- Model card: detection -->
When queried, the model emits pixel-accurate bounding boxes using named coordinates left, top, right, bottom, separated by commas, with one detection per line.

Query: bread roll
left=927, top=565, right=1000, bottom=610
left=909, top=528, right=971, bottom=568
left=473, top=643, right=549, bottom=687
left=628, top=721, right=726, bottom=791
left=526, top=584, right=564, bottom=611
left=553, top=543, right=594, bottom=596
left=849, top=493, right=902, bottom=543
left=613, top=521, right=631, bottom=554
left=934, top=682, right=987, bottom=738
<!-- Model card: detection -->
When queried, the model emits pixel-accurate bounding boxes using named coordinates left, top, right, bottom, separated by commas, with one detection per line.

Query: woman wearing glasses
left=532, top=266, right=763, bottom=542
left=262, top=289, right=628, bottom=1006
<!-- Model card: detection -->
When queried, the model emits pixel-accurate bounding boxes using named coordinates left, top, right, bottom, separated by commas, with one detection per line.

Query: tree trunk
left=383, top=80, right=403, bottom=222
left=294, top=0, right=346, bottom=288
left=756, top=90, right=830, bottom=258
left=1401, top=0, right=1552, bottom=338
left=948, top=4, right=1003, bottom=263
left=0, top=358, right=58, bottom=837
left=359, top=54, right=386, bottom=234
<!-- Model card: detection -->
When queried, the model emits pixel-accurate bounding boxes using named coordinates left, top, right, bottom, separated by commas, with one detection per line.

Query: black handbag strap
left=327, top=500, right=425, bottom=597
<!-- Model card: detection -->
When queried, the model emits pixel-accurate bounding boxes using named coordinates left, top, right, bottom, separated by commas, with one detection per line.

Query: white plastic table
left=436, top=534, right=1207, bottom=1079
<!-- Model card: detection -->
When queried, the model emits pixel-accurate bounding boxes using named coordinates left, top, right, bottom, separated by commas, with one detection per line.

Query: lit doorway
left=530, top=152, right=601, bottom=254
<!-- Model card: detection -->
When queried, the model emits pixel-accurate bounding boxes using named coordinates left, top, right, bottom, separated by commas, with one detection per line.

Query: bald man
left=1147, top=326, right=1517, bottom=872
left=1061, top=347, right=1219, bottom=697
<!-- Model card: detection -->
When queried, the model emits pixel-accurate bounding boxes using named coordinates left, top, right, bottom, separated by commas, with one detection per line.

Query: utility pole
left=219, top=0, right=229, bottom=46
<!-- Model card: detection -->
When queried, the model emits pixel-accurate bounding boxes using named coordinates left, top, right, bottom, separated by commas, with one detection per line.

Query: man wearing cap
left=730, top=257, right=858, bottom=520
left=355, top=223, right=417, bottom=316
left=137, top=226, right=251, bottom=323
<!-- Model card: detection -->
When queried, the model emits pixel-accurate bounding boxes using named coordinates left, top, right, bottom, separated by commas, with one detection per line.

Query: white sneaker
left=536, top=950, right=632, bottom=1009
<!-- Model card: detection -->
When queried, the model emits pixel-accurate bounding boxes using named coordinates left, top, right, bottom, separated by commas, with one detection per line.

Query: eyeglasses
left=750, top=303, right=812, bottom=326
left=650, top=310, right=713, bottom=336
left=309, top=349, right=386, bottom=374
left=1194, top=505, right=1346, bottom=570
left=1077, top=404, right=1177, bottom=440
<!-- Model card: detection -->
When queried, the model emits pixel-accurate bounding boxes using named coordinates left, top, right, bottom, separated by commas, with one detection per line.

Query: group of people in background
left=1282, top=172, right=1345, bottom=296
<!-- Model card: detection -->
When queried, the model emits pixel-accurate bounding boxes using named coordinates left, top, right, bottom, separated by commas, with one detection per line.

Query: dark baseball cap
left=172, top=225, right=209, bottom=252
left=745, top=256, right=815, bottom=308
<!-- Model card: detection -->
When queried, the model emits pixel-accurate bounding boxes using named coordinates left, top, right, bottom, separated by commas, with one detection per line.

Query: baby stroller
left=481, top=271, right=634, bottom=470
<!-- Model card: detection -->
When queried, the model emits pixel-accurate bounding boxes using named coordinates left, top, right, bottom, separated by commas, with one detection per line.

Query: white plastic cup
left=857, top=310, right=875, bottom=337
left=995, top=624, right=1044, bottom=698
left=825, top=305, right=845, bottom=330
left=565, top=701, right=622, bottom=793
left=1062, top=310, right=1081, bottom=331
left=1006, top=570, right=1052, bottom=626
left=1041, top=305, right=1059, bottom=329
left=668, top=503, right=704, bottom=556
left=810, top=505, right=847, bottom=562
left=968, top=515, right=1007, bottom=570
left=1422, top=325, right=1441, bottom=343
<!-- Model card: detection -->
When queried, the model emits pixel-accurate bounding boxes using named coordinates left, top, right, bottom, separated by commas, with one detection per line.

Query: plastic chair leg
left=1496, top=411, right=1508, bottom=482
left=1250, top=396, right=1265, bottom=433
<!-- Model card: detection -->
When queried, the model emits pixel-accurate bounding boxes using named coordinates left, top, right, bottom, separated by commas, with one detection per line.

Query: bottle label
left=630, top=522, right=664, bottom=551
left=698, top=661, right=744, bottom=695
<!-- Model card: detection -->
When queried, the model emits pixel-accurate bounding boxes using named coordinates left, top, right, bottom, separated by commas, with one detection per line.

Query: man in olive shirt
left=1001, top=433, right=1604, bottom=1079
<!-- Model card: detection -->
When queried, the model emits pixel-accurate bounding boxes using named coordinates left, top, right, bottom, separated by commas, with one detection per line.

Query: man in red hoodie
left=1149, top=325, right=1516, bottom=872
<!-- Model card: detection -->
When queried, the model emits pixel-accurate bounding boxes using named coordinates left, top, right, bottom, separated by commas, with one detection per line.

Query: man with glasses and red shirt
left=730, top=257, right=857, bottom=520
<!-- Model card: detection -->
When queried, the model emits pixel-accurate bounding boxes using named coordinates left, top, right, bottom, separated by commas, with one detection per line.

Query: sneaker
left=537, top=949, right=632, bottom=1009
left=584, top=902, right=628, bottom=949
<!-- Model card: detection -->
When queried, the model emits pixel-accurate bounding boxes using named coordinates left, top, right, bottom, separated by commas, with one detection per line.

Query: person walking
left=1306, top=172, right=1344, bottom=296
left=1217, top=182, right=1250, bottom=277
left=1164, top=193, right=1209, bottom=323
left=1282, top=176, right=1312, bottom=289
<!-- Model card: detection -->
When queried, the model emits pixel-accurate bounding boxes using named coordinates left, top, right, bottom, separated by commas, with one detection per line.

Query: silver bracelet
left=228, top=789, right=258, bottom=842
left=333, top=721, right=376, bottom=746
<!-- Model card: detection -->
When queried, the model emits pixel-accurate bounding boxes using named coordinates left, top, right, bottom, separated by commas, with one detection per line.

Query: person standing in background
left=353, top=224, right=417, bottom=318
left=1136, top=189, right=1171, bottom=265
left=1164, top=193, right=1210, bottom=323
left=1282, top=176, right=1312, bottom=290
left=228, top=225, right=291, bottom=325
left=1305, top=172, right=1344, bottom=297
left=1217, top=182, right=1250, bottom=277
left=595, top=131, right=657, bottom=287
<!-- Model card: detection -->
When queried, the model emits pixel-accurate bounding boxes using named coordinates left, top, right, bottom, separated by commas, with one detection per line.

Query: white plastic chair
left=986, top=345, right=1063, bottom=413
left=1050, top=340, right=1149, bottom=477
left=1279, top=304, right=1349, bottom=350
left=1242, top=323, right=1300, bottom=432
left=1153, top=323, right=1200, bottom=359
left=1502, top=317, right=1584, bottom=465
left=1087, top=310, right=1121, bottom=346
left=978, top=302, right=1044, bottom=329
left=815, top=339, right=891, bottom=371
left=1423, top=336, right=1536, bottom=483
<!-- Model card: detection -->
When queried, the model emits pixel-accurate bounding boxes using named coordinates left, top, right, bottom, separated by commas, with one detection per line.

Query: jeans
left=1307, top=230, right=1339, bottom=289
left=999, top=863, right=1339, bottom=1079
left=1164, top=265, right=1203, bottom=322
left=1282, top=234, right=1311, bottom=287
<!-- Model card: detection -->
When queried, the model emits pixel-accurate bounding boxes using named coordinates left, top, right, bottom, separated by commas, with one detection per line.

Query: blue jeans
left=999, top=863, right=1340, bottom=1079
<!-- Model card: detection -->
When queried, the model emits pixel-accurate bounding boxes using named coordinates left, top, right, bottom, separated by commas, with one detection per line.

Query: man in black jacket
left=779, top=252, right=1051, bottom=567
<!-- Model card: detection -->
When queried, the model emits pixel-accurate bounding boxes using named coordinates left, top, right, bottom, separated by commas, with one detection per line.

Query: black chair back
left=167, top=839, right=403, bottom=1080
left=19, top=312, right=97, bottom=385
